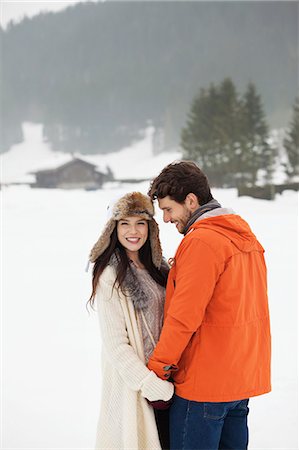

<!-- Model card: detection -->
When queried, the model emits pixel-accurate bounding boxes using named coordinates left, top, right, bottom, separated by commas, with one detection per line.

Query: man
left=147, top=161, right=271, bottom=450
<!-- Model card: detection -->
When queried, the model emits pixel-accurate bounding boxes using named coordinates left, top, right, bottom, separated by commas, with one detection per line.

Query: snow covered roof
left=31, top=157, right=98, bottom=175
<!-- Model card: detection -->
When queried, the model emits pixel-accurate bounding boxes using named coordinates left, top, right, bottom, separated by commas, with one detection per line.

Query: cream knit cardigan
left=95, top=265, right=174, bottom=450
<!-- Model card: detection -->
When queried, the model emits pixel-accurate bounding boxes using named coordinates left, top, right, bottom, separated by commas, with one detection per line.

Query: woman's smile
left=117, top=216, right=149, bottom=254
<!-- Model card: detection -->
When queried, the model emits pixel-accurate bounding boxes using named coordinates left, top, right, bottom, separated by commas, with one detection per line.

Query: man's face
left=158, top=196, right=193, bottom=234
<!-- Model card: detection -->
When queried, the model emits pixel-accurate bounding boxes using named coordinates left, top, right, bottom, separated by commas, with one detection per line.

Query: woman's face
left=117, top=216, right=149, bottom=256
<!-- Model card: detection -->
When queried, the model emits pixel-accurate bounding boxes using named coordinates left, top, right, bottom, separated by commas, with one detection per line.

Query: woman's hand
left=141, top=370, right=174, bottom=402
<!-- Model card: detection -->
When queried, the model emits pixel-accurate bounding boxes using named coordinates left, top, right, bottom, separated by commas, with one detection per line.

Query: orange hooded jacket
left=148, top=213, right=271, bottom=402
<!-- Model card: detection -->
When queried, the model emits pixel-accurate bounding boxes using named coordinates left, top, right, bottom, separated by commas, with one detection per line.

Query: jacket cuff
left=147, top=359, right=179, bottom=379
left=140, top=371, right=174, bottom=402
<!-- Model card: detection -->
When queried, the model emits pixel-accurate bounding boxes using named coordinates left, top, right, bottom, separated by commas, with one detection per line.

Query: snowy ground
left=2, top=182, right=298, bottom=450
left=1, top=123, right=298, bottom=449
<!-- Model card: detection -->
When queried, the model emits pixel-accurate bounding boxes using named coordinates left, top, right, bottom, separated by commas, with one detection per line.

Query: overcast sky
left=0, top=0, right=96, bottom=28
left=1, top=0, right=294, bottom=29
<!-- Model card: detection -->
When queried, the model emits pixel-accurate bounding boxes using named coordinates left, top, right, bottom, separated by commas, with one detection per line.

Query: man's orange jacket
left=148, top=213, right=271, bottom=402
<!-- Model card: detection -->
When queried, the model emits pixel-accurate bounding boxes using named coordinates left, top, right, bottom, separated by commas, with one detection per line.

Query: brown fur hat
left=89, top=192, right=163, bottom=268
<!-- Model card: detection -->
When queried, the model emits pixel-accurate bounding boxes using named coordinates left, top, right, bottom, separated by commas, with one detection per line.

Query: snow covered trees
left=284, top=98, right=299, bottom=180
left=181, top=78, right=275, bottom=187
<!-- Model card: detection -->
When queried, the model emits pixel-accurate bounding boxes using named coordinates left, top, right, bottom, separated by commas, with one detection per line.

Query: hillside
left=1, top=1, right=297, bottom=153
left=1, top=123, right=181, bottom=184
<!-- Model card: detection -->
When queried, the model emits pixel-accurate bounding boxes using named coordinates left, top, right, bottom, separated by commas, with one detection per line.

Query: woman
left=88, top=192, right=174, bottom=450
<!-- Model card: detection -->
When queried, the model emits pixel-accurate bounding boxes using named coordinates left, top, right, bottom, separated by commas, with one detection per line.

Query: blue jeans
left=169, top=395, right=249, bottom=450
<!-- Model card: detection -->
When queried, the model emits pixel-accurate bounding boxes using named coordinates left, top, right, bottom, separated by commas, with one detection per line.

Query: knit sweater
left=134, top=266, right=165, bottom=363
left=95, top=265, right=174, bottom=450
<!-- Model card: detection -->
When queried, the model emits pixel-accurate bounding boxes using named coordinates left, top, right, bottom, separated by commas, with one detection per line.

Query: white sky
left=0, top=0, right=97, bottom=28
left=1, top=0, right=293, bottom=29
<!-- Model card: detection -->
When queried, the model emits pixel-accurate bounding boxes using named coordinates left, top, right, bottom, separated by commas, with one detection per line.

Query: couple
left=88, top=161, right=271, bottom=450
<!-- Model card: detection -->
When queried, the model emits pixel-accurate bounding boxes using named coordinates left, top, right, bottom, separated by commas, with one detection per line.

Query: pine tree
left=216, top=78, right=242, bottom=185
left=238, top=82, right=273, bottom=185
left=181, top=79, right=241, bottom=186
left=181, top=87, right=215, bottom=172
left=284, top=98, right=299, bottom=179
left=181, top=79, right=271, bottom=187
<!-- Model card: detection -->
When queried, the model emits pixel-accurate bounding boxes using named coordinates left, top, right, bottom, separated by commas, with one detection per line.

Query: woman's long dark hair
left=88, top=225, right=168, bottom=308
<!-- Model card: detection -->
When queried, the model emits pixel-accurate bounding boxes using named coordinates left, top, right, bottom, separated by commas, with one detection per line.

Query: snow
left=268, top=128, right=289, bottom=185
left=1, top=123, right=181, bottom=185
left=0, top=123, right=70, bottom=184
left=84, top=127, right=181, bottom=180
left=1, top=124, right=298, bottom=449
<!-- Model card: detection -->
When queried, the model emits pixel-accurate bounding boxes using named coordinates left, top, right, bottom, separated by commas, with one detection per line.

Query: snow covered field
left=1, top=125, right=298, bottom=449
left=2, top=183, right=297, bottom=449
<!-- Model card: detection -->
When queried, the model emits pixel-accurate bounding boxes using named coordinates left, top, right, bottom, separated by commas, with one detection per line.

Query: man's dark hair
left=148, top=161, right=213, bottom=205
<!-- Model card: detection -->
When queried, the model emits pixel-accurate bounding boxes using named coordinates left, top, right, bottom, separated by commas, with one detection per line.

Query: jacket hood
left=190, top=211, right=263, bottom=253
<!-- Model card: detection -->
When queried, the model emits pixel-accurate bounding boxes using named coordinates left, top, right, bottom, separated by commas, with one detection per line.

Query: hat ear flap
left=89, top=219, right=116, bottom=262
left=149, top=219, right=162, bottom=269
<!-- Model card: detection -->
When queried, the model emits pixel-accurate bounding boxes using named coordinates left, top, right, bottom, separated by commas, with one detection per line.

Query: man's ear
left=185, top=193, right=200, bottom=210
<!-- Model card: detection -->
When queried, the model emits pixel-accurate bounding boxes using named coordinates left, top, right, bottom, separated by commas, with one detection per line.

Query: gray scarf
left=183, top=199, right=222, bottom=235
left=109, top=251, right=167, bottom=311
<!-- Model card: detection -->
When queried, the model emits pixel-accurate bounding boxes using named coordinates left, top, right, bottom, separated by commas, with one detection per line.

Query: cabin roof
left=30, top=157, right=103, bottom=175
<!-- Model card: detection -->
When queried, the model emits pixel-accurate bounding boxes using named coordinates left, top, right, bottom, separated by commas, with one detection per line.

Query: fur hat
left=89, top=192, right=162, bottom=268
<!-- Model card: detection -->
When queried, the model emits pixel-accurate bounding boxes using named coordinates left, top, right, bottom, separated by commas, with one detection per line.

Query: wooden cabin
left=30, top=157, right=113, bottom=189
